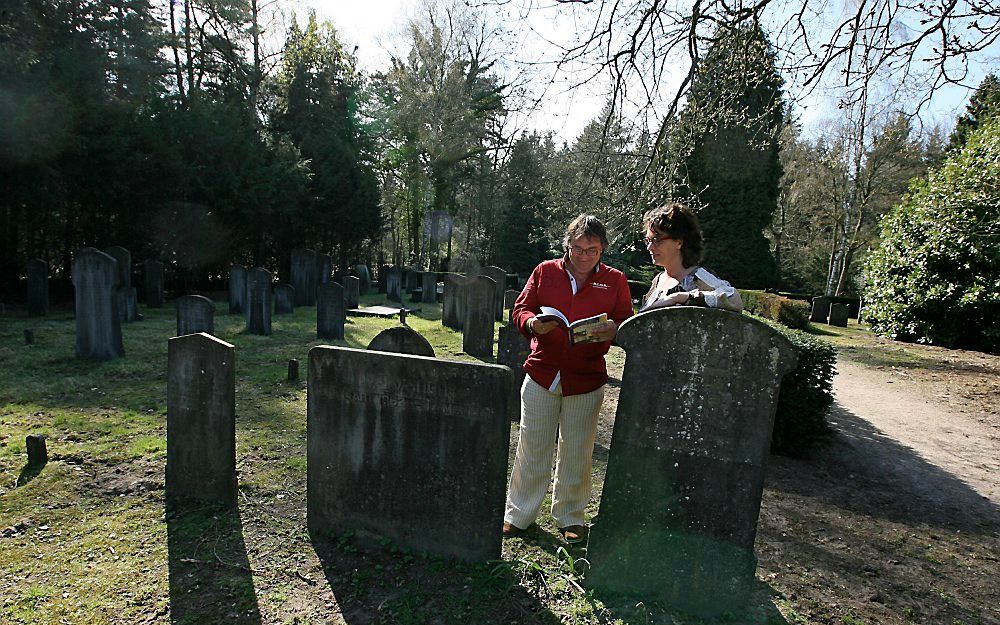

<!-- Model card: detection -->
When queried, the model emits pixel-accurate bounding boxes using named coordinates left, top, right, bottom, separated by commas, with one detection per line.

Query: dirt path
left=833, top=358, right=1000, bottom=514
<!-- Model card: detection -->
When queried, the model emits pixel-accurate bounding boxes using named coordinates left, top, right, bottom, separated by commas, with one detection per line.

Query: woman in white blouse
left=640, top=203, right=743, bottom=313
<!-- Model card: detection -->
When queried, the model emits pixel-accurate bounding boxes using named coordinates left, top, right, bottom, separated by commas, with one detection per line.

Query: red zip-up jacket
left=512, top=258, right=633, bottom=396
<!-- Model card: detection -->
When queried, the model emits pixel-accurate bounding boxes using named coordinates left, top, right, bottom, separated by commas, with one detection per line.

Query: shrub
left=740, top=289, right=811, bottom=330
left=755, top=316, right=837, bottom=455
left=863, top=118, right=1000, bottom=352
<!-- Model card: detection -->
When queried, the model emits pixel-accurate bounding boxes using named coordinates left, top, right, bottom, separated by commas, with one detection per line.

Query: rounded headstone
left=367, top=325, right=435, bottom=357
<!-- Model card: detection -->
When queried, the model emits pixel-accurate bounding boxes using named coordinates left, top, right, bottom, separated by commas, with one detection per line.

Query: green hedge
left=739, top=289, right=811, bottom=330
left=756, top=316, right=837, bottom=455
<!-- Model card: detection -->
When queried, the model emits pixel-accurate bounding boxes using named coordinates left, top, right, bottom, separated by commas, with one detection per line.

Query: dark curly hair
left=642, top=203, right=704, bottom=268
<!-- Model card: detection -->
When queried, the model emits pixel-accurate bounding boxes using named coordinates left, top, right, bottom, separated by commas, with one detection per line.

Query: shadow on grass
left=166, top=499, right=261, bottom=625
left=15, top=462, right=45, bottom=487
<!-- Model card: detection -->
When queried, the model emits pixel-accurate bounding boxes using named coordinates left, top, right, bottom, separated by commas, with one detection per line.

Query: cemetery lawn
left=1, top=305, right=997, bottom=624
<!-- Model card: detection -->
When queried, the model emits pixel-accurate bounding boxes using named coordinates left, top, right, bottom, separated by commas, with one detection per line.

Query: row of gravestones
left=225, top=267, right=350, bottom=339
left=810, top=296, right=861, bottom=328
left=166, top=307, right=798, bottom=618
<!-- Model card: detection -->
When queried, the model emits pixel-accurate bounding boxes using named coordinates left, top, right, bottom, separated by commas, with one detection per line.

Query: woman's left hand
left=589, top=320, right=618, bottom=342
left=650, top=291, right=690, bottom=308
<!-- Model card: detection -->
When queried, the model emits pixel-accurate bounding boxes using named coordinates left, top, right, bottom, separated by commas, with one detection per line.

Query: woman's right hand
left=529, top=316, right=559, bottom=335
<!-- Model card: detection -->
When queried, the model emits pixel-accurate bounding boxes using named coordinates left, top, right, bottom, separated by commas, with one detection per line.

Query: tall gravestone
left=496, top=324, right=530, bottom=421
left=167, top=332, right=237, bottom=505
left=420, top=271, right=437, bottom=303
left=26, top=259, right=49, bottom=317
left=229, top=264, right=247, bottom=315
left=367, top=325, right=435, bottom=357
left=377, top=265, right=389, bottom=294
left=144, top=259, right=165, bottom=308
left=344, top=276, right=360, bottom=309
left=463, top=275, right=496, bottom=359
left=307, top=346, right=511, bottom=561
left=442, top=273, right=467, bottom=330
left=317, top=282, right=345, bottom=340
left=176, top=295, right=215, bottom=337
left=291, top=249, right=318, bottom=306
left=404, top=269, right=419, bottom=295
left=274, top=284, right=295, bottom=314
left=828, top=302, right=849, bottom=327
left=73, top=248, right=124, bottom=360
left=105, top=246, right=138, bottom=323
left=810, top=296, right=831, bottom=323
left=503, top=289, right=519, bottom=320
left=480, top=266, right=507, bottom=321
left=316, top=253, right=332, bottom=285
left=245, top=268, right=272, bottom=336
left=386, top=267, right=402, bottom=303
left=586, top=307, right=798, bottom=617
left=354, top=264, right=371, bottom=294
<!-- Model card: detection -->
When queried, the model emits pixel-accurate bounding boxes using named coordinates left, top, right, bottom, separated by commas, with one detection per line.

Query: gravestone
left=386, top=267, right=402, bottom=303
left=503, top=289, right=519, bottom=318
left=316, top=253, right=332, bottom=285
left=480, top=266, right=507, bottom=321
left=176, top=295, right=216, bottom=337
left=586, top=307, right=798, bottom=617
left=354, top=264, right=372, bottom=294
left=245, top=268, right=272, bottom=336
left=496, top=324, right=530, bottom=421
left=317, top=282, right=345, bottom=340
left=377, top=265, right=389, bottom=294
left=405, top=269, right=420, bottom=295
left=229, top=264, right=248, bottom=315
left=26, top=434, right=47, bottom=467
left=144, top=259, right=165, bottom=308
left=274, top=283, right=295, bottom=314
left=442, top=273, right=467, bottom=330
left=307, top=346, right=511, bottom=561
left=287, top=359, right=299, bottom=382
left=367, top=325, right=435, bottom=357
left=420, top=271, right=437, bottom=303
left=73, top=247, right=124, bottom=360
left=105, top=246, right=138, bottom=323
left=344, top=276, right=360, bottom=309
left=27, top=259, right=48, bottom=317
left=291, top=249, right=318, bottom=306
left=448, top=254, right=481, bottom=277
left=828, top=302, right=849, bottom=327
left=463, top=275, right=496, bottom=359
left=810, top=296, right=831, bottom=323
left=167, top=332, right=237, bottom=505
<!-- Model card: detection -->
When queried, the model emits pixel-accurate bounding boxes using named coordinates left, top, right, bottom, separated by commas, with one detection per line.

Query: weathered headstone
left=24, top=330, right=34, bottom=345
left=143, top=259, right=165, bottom=308
left=27, top=259, right=48, bottom=317
left=167, top=332, right=237, bottom=505
left=405, top=269, right=420, bottom=295
left=288, top=359, right=299, bottom=382
left=291, top=249, right=318, bottom=306
left=496, top=324, right=530, bottom=421
left=105, top=246, right=139, bottom=323
left=176, top=295, right=215, bottom=337
left=463, top=275, right=496, bottom=359
left=367, top=325, right=435, bottom=357
left=810, top=296, right=831, bottom=323
left=245, top=268, right=272, bottom=336
left=442, top=273, right=467, bottom=330
left=307, top=346, right=511, bottom=561
left=480, top=266, right=507, bottom=321
left=73, top=247, right=124, bottom=360
left=377, top=265, right=389, bottom=294
left=420, top=271, right=437, bottom=303
left=274, top=283, right=295, bottom=315
left=317, top=282, right=345, bottom=340
left=503, top=289, right=518, bottom=316
left=354, top=264, right=372, bottom=294
left=316, top=253, right=332, bottom=285
left=26, top=434, right=47, bottom=467
left=229, top=264, right=247, bottom=315
left=586, top=307, right=798, bottom=617
left=344, top=276, right=360, bottom=309
left=828, top=302, right=849, bottom=327
left=386, top=267, right=402, bottom=303
left=448, top=254, right=481, bottom=277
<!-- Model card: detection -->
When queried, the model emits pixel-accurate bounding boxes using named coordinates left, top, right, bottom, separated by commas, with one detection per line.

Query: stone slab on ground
left=347, top=305, right=420, bottom=318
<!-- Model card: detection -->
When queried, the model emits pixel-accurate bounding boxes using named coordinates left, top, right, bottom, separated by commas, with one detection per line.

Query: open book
left=535, top=307, right=609, bottom=345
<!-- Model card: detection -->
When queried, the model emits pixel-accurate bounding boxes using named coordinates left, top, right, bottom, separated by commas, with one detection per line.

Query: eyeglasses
left=569, top=246, right=602, bottom=257
left=643, top=234, right=674, bottom=246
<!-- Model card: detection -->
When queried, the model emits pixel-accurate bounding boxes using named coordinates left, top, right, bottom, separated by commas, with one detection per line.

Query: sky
left=293, top=0, right=998, bottom=144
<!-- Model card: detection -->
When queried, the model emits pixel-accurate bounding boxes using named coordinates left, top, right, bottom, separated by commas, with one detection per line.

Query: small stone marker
left=27, top=259, right=48, bottom=317
left=316, top=253, right=332, bottom=285
left=144, top=259, right=165, bottom=308
left=288, top=358, right=299, bottom=382
left=367, top=325, right=435, bottom=357
left=810, top=296, right=831, bottom=323
left=828, top=302, right=849, bottom=327
left=586, top=307, right=798, bottom=617
left=442, top=273, right=467, bottom=330
left=229, top=264, right=248, bottom=314
left=307, top=346, right=511, bottom=561
left=176, top=295, right=215, bottom=337
left=245, top=267, right=272, bottom=336
left=480, top=266, right=507, bottom=321
left=386, top=267, right=402, bottom=303
left=420, top=271, right=437, bottom=303
left=167, top=332, right=237, bottom=505
left=344, top=276, right=360, bottom=309
left=398, top=308, right=407, bottom=325
left=463, top=275, right=496, bottom=359
left=274, top=283, right=295, bottom=314
left=354, top=264, right=372, bottom=294
left=26, top=434, right=47, bottom=467
left=291, top=249, right=318, bottom=306
left=24, top=330, right=34, bottom=346
left=317, top=282, right=345, bottom=340
left=73, top=247, right=124, bottom=360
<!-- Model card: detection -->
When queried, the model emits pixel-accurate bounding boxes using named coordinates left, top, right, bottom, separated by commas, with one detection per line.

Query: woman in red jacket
left=502, top=214, right=633, bottom=544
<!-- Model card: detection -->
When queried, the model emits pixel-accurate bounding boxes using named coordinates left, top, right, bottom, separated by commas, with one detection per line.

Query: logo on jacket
left=592, top=282, right=610, bottom=289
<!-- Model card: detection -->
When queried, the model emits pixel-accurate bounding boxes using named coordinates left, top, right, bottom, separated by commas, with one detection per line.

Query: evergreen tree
left=499, top=133, right=554, bottom=274
left=947, top=74, right=1000, bottom=152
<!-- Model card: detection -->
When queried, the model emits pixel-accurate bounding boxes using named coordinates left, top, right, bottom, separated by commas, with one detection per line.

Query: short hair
left=642, top=203, right=704, bottom=268
left=563, top=214, right=609, bottom=250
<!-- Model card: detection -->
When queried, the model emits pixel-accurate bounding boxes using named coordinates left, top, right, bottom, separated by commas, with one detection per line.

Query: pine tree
left=947, top=73, right=1000, bottom=152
